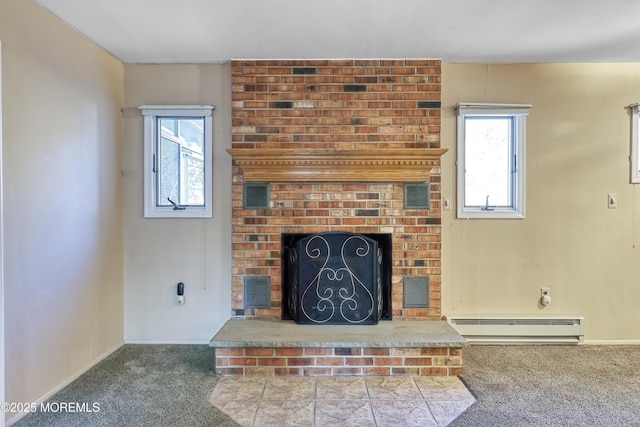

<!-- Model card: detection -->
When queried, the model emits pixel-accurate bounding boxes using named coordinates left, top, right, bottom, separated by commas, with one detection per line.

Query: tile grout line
left=412, top=376, right=440, bottom=426
left=251, top=378, right=268, bottom=427
left=364, top=377, right=379, bottom=427
left=312, top=377, right=317, bottom=427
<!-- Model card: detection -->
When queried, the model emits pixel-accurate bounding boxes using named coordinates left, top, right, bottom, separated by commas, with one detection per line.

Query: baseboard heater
left=446, top=315, right=585, bottom=345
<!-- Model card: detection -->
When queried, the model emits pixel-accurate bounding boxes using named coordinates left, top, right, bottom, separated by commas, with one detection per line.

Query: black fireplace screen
left=282, top=232, right=392, bottom=325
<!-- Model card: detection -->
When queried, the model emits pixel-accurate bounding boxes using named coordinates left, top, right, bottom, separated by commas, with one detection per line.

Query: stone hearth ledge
left=209, top=319, right=467, bottom=348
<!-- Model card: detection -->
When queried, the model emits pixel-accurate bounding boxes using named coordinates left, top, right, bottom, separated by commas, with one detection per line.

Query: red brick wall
left=215, top=346, right=463, bottom=377
left=230, top=59, right=442, bottom=320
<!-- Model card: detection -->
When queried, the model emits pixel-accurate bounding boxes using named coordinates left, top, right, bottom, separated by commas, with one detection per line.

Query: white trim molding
left=630, top=104, right=640, bottom=184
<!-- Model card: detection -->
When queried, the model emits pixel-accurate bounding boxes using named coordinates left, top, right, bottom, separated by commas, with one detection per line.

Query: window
left=456, top=103, right=531, bottom=219
left=140, top=105, right=214, bottom=218
left=631, top=104, right=640, bottom=184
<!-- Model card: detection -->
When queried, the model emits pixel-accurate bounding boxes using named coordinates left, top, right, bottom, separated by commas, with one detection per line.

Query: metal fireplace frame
left=282, top=232, right=393, bottom=324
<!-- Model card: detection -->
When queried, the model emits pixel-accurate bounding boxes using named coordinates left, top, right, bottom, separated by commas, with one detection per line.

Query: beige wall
left=441, top=63, right=640, bottom=341
left=1, top=0, right=124, bottom=422
left=122, top=64, right=232, bottom=342
left=123, top=62, right=640, bottom=342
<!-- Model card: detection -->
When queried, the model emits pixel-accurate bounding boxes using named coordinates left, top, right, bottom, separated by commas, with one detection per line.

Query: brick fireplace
left=229, top=59, right=445, bottom=320
left=214, top=59, right=462, bottom=376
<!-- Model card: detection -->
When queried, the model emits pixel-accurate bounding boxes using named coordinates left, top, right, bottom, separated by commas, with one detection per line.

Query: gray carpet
left=452, top=345, right=640, bottom=427
left=13, top=345, right=239, bottom=427
left=12, top=344, right=640, bottom=426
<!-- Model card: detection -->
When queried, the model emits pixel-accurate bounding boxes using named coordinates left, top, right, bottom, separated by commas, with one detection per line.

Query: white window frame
left=140, top=105, right=214, bottom=218
left=631, top=104, right=640, bottom=184
left=456, top=103, right=531, bottom=219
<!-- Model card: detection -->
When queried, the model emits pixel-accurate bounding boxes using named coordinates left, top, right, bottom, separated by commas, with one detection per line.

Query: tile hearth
left=209, top=375, right=475, bottom=426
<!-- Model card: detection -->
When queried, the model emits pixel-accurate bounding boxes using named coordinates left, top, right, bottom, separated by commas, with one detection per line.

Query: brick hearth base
left=210, top=319, right=467, bottom=377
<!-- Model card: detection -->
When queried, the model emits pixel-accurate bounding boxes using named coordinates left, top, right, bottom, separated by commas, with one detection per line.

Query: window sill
left=144, top=207, right=212, bottom=219
left=457, top=209, right=525, bottom=219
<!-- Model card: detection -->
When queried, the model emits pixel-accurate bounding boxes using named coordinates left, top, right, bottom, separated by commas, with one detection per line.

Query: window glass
left=159, top=135, right=180, bottom=205
left=456, top=104, right=530, bottom=219
left=140, top=106, right=214, bottom=218
left=157, top=117, right=205, bottom=207
left=464, top=117, right=512, bottom=207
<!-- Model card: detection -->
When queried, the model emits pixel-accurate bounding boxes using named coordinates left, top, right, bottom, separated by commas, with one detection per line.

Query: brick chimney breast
left=230, top=59, right=444, bottom=321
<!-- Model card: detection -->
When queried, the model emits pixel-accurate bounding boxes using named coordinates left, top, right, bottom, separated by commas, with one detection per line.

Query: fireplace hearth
left=282, top=232, right=392, bottom=324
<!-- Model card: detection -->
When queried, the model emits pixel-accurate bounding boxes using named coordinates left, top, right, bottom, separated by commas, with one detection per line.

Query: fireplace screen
left=283, top=232, right=389, bottom=325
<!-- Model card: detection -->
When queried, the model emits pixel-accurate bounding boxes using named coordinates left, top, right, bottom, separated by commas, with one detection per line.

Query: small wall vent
left=244, top=183, right=270, bottom=209
left=403, top=276, right=430, bottom=308
left=404, top=183, right=430, bottom=209
left=244, top=276, right=271, bottom=309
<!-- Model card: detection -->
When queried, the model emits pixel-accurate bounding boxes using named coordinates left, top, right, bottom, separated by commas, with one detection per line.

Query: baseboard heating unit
left=445, top=315, right=585, bottom=344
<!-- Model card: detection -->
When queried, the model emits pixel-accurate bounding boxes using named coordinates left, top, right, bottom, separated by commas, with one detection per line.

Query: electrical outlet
left=540, top=287, right=550, bottom=297
left=608, top=193, right=617, bottom=209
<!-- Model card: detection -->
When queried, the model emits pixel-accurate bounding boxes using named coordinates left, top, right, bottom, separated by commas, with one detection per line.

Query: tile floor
left=209, top=376, right=475, bottom=427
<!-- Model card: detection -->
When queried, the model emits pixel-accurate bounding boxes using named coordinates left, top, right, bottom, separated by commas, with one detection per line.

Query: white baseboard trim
left=6, top=342, right=123, bottom=426
left=124, top=339, right=210, bottom=345
left=583, top=340, right=640, bottom=345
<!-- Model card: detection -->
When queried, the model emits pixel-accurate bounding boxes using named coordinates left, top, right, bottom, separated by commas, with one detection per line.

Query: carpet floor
left=13, top=345, right=238, bottom=427
left=451, top=345, right=640, bottom=427
left=11, top=344, right=640, bottom=426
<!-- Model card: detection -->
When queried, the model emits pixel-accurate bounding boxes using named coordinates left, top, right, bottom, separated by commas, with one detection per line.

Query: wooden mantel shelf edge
left=226, top=148, right=448, bottom=182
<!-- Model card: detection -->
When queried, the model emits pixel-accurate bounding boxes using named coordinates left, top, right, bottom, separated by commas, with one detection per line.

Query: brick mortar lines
left=231, top=59, right=443, bottom=320
left=216, top=368, right=462, bottom=377
left=215, top=348, right=462, bottom=373
left=216, top=356, right=461, bottom=366
left=217, top=367, right=461, bottom=377
left=231, top=60, right=441, bottom=150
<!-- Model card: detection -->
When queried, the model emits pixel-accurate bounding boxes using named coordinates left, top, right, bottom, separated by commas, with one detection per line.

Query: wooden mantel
left=226, top=148, right=448, bottom=182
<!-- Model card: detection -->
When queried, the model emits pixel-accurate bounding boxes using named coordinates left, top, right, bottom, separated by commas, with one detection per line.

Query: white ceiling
left=35, top=0, right=640, bottom=64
